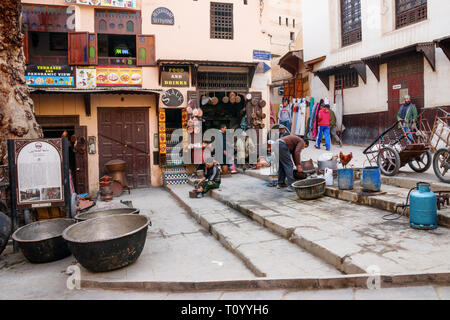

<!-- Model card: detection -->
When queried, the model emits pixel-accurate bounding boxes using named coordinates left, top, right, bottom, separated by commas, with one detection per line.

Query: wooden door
left=136, top=35, right=156, bottom=66
left=74, top=126, right=89, bottom=194
left=387, top=53, right=424, bottom=127
left=98, top=108, right=150, bottom=188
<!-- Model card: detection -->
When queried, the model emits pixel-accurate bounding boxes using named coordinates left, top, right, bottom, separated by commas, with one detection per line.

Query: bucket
left=337, top=168, right=354, bottom=190
left=361, top=167, right=381, bottom=192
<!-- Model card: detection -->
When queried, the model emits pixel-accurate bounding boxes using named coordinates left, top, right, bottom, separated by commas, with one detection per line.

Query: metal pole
left=62, top=138, right=71, bottom=218
left=7, top=139, right=18, bottom=253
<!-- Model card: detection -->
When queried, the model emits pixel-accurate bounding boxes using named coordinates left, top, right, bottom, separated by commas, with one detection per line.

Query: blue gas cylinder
left=409, top=183, right=437, bottom=230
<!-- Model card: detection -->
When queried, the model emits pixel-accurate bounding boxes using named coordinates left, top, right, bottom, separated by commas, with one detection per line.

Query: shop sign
left=253, top=50, right=271, bottom=61
left=76, top=67, right=96, bottom=89
left=278, top=86, right=284, bottom=95
left=67, top=0, right=137, bottom=9
left=25, top=65, right=74, bottom=87
left=392, top=84, right=402, bottom=90
left=161, top=88, right=184, bottom=107
left=152, top=7, right=175, bottom=25
left=14, top=139, right=65, bottom=208
left=96, top=67, right=142, bottom=86
left=161, top=66, right=189, bottom=87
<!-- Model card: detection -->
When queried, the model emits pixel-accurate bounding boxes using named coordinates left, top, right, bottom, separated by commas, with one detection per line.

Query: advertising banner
left=71, top=0, right=136, bottom=9
left=25, top=65, right=74, bottom=87
left=76, top=67, right=97, bottom=89
left=161, top=66, right=189, bottom=87
left=96, top=67, right=142, bottom=86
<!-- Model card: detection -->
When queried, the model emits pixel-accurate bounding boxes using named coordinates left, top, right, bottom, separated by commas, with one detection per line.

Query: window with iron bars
left=340, top=0, right=362, bottom=47
left=210, top=2, right=233, bottom=40
left=396, top=0, right=427, bottom=29
left=335, top=70, right=359, bottom=89
left=197, top=72, right=248, bottom=90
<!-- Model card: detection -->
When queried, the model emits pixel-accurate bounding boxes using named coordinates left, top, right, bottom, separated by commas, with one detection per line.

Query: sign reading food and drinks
left=25, top=65, right=74, bottom=87
left=68, top=0, right=136, bottom=9
left=161, top=66, right=189, bottom=87
left=96, top=67, right=142, bottom=86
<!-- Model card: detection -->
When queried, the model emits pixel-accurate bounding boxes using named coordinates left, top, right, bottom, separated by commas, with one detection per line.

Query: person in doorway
left=315, top=104, right=331, bottom=151
left=276, top=134, right=309, bottom=192
left=278, top=100, right=292, bottom=131
left=236, top=131, right=256, bottom=169
left=194, top=157, right=221, bottom=198
left=397, top=95, right=418, bottom=130
left=328, top=105, right=342, bottom=147
left=218, top=123, right=229, bottom=168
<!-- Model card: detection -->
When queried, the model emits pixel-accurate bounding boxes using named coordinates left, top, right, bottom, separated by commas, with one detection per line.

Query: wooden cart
left=363, top=116, right=432, bottom=177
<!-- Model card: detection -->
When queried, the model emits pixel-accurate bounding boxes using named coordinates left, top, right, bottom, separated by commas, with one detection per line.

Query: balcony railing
left=29, top=55, right=68, bottom=65
left=98, top=57, right=137, bottom=66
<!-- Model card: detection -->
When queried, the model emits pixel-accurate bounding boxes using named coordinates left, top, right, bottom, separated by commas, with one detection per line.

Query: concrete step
left=207, top=174, right=450, bottom=276
left=243, top=168, right=450, bottom=228
left=165, top=183, right=342, bottom=279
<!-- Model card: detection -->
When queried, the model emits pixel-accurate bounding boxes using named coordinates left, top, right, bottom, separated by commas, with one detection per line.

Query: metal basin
left=75, top=208, right=140, bottom=222
left=12, top=218, right=76, bottom=263
left=63, top=214, right=151, bottom=272
left=292, top=178, right=326, bottom=200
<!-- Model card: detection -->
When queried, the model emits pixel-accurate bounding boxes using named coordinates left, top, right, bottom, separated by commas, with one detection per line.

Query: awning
left=313, top=60, right=366, bottom=90
left=278, top=50, right=303, bottom=76
left=157, top=59, right=258, bottom=87
left=361, top=42, right=436, bottom=81
left=435, top=35, right=450, bottom=61
left=304, top=56, right=326, bottom=71
left=29, top=87, right=161, bottom=116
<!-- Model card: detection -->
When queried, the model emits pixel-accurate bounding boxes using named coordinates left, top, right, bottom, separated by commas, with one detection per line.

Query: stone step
left=165, top=183, right=342, bottom=279
left=208, top=174, right=450, bottom=276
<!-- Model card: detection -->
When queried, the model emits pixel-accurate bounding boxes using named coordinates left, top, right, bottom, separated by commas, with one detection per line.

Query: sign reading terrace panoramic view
left=25, top=65, right=74, bottom=87
left=14, top=139, right=64, bottom=208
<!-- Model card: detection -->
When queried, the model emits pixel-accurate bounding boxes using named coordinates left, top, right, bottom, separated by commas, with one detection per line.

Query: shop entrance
left=199, top=92, right=246, bottom=132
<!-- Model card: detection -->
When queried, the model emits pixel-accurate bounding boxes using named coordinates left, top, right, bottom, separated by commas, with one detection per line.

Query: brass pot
left=222, top=96, right=229, bottom=104
left=105, top=159, right=126, bottom=172
left=211, top=97, right=219, bottom=105
left=235, top=95, right=242, bottom=103
left=230, top=96, right=236, bottom=104
left=259, top=100, right=266, bottom=108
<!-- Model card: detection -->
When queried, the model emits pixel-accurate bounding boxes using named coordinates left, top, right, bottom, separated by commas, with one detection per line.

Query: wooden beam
left=351, top=62, right=367, bottom=84
left=364, top=60, right=380, bottom=82
left=417, top=43, right=436, bottom=71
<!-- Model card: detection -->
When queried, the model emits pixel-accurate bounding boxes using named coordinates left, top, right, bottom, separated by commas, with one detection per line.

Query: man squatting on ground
left=277, top=134, right=309, bottom=192
left=194, top=157, right=221, bottom=198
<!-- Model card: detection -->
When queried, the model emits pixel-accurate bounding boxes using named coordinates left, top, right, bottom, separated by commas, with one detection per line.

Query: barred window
left=396, top=0, right=427, bottom=29
left=197, top=72, right=248, bottom=90
left=210, top=2, right=233, bottom=40
left=335, top=70, right=359, bottom=89
left=341, top=0, right=362, bottom=47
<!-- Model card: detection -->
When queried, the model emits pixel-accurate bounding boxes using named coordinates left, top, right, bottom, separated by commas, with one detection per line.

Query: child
left=194, top=157, right=221, bottom=198
left=278, top=100, right=292, bottom=131
left=315, top=104, right=331, bottom=151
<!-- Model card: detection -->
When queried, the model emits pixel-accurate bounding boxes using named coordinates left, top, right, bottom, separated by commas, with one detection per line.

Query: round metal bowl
left=105, top=159, right=126, bottom=172
left=292, top=178, right=326, bottom=200
left=12, top=218, right=76, bottom=263
left=75, top=208, right=140, bottom=222
left=63, top=214, right=151, bottom=272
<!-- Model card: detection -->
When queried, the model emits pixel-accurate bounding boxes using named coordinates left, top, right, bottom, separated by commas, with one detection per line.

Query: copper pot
left=261, top=113, right=267, bottom=119
left=251, top=98, right=258, bottom=106
left=186, top=106, right=193, bottom=114
left=229, top=92, right=236, bottom=98
left=197, top=109, right=203, bottom=117
left=222, top=96, right=229, bottom=103
left=211, top=97, right=219, bottom=105
left=259, top=100, right=266, bottom=108
left=230, top=96, right=236, bottom=104
left=193, top=109, right=199, bottom=116
left=235, top=95, right=242, bottom=103
left=222, top=165, right=229, bottom=174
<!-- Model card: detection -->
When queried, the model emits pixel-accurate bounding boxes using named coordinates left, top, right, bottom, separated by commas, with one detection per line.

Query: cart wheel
left=433, top=148, right=450, bottom=183
left=408, top=150, right=432, bottom=173
left=377, top=146, right=401, bottom=176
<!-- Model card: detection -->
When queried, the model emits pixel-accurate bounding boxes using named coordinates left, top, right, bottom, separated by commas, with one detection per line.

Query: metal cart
left=363, top=115, right=432, bottom=177
left=430, top=108, right=450, bottom=183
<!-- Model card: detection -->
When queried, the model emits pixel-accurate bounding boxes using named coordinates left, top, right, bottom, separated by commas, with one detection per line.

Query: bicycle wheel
left=408, top=150, right=432, bottom=173
left=433, top=148, right=450, bottom=183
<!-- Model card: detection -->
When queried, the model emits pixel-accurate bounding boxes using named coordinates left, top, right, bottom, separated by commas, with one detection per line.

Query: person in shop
left=194, top=157, right=221, bottom=198
left=278, top=100, right=292, bottom=131
left=397, top=95, right=418, bottom=142
left=218, top=124, right=231, bottom=173
left=328, top=105, right=343, bottom=147
left=276, top=134, right=309, bottom=192
left=314, top=103, right=331, bottom=151
left=235, top=131, right=256, bottom=170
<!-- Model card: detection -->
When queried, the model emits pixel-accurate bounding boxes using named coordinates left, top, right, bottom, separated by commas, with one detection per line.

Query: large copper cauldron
left=105, top=159, right=128, bottom=195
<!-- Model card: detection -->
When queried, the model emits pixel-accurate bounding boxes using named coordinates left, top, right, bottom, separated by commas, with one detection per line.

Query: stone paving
left=167, top=183, right=342, bottom=278
left=208, top=174, right=450, bottom=275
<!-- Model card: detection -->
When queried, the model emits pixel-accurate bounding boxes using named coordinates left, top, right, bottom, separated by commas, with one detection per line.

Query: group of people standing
left=277, top=98, right=343, bottom=151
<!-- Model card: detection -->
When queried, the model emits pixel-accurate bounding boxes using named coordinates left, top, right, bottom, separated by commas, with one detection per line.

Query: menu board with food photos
left=25, top=65, right=74, bottom=87
left=96, top=67, right=142, bottom=86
